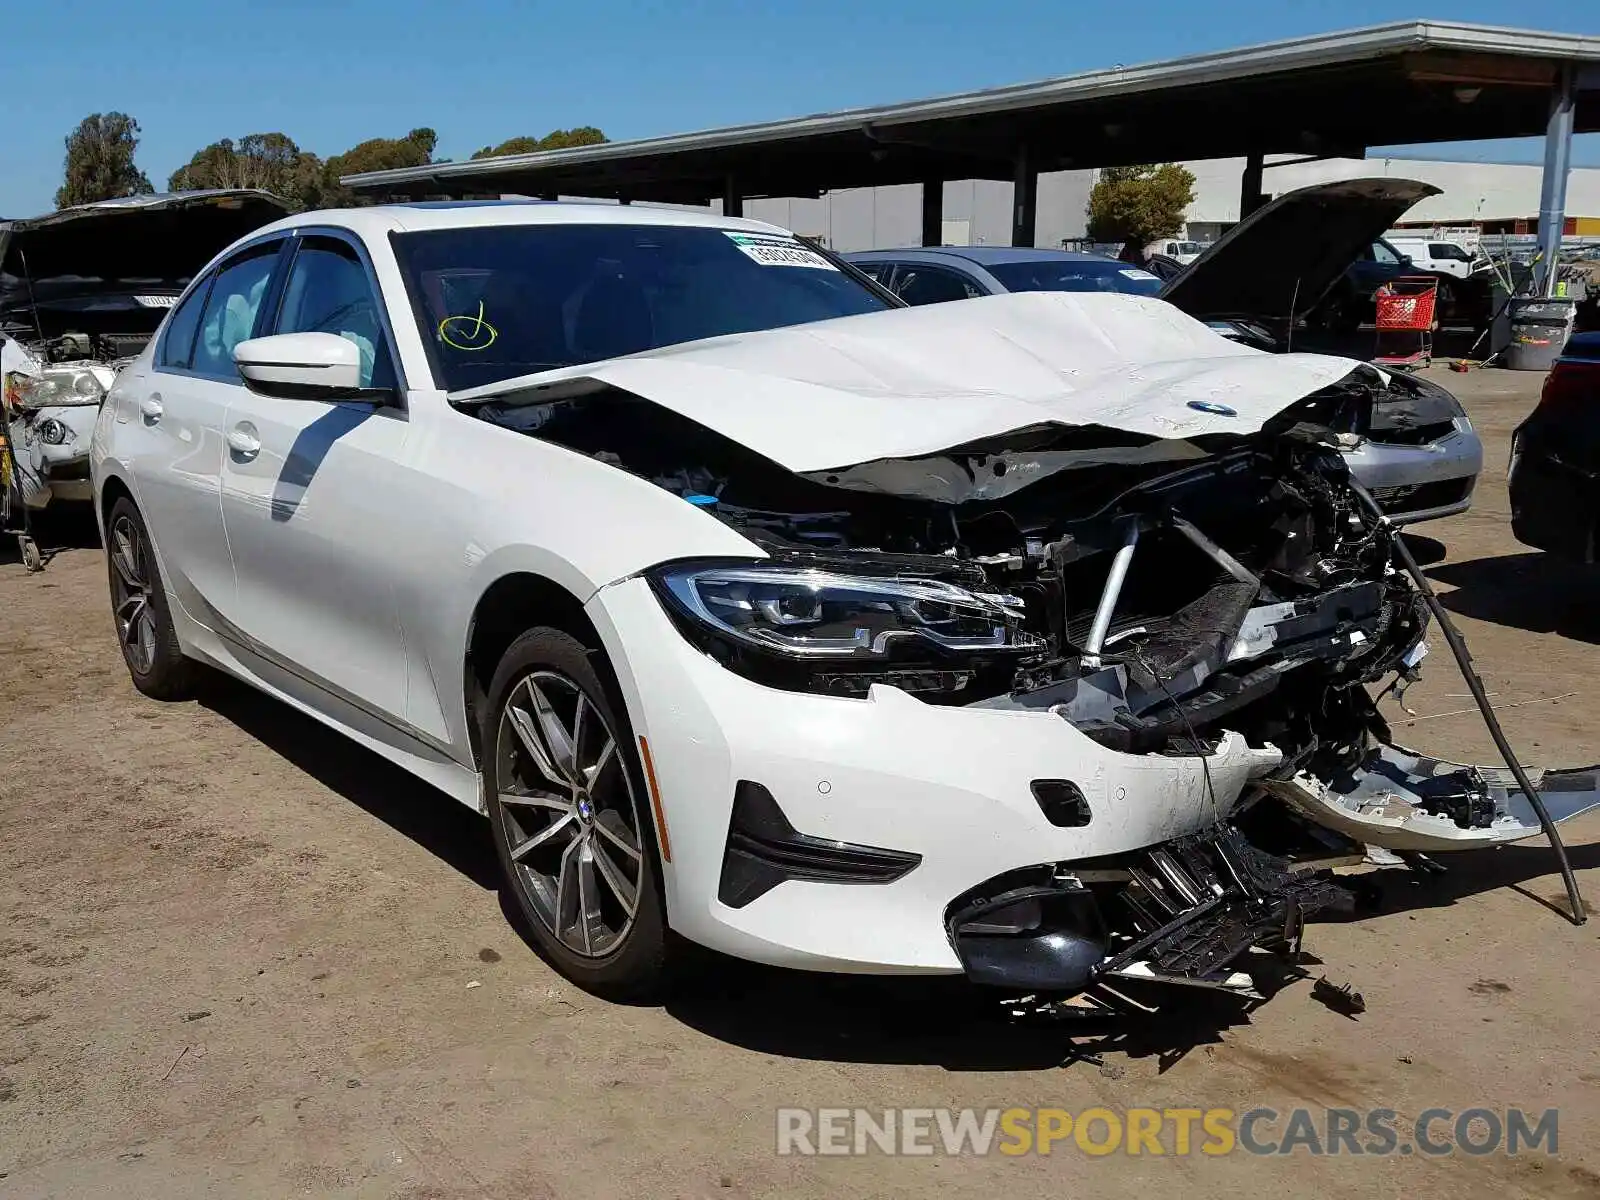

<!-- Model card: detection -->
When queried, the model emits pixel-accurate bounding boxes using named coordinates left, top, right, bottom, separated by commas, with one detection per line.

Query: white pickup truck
left=1385, top=235, right=1481, bottom=279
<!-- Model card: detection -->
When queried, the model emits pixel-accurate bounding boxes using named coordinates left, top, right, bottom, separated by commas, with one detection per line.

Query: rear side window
left=156, top=281, right=210, bottom=370
left=893, top=264, right=982, bottom=305
left=190, top=242, right=282, bottom=379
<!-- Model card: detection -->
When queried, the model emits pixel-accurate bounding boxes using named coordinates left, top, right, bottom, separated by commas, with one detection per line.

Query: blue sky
left=4, top=0, right=1597, bottom=216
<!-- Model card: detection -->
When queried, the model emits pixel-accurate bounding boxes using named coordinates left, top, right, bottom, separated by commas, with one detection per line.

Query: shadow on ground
left=196, top=673, right=500, bottom=890
left=662, top=955, right=1288, bottom=1073
left=1428, top=551, right=1600, bottom=643
left=1331, top=839, right=1600, bottom=925
left=0, top=507, right=101, bottom=567
left=1399, top=532, right=1448, bottom=567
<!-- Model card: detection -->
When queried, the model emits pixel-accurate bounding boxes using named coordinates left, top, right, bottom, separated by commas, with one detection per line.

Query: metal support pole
left=1012, top=145, right=1037, bottom=247
left=921, top=177, right=943, bottom=247
left=722, top=176, right=743, bottom=219
left=1537, top=65, right=1576, bottom=297
left=1084, top=521, right=1140, bottom=666
left=1240, top=152, right=1266, bottom=219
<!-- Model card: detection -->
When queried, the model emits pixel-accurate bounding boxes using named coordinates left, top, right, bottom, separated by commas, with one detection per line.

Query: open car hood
left=452, top=290, right=1367, bottom=473
left=0, top=190, right=292, bottom=325
left=1159, top=178, right=1441, bottom=323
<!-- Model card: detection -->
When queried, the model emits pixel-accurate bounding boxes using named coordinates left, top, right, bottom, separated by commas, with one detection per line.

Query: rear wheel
left=105, top=497, right=194, bottom=700
left=483, top=627, right=667, bottom=1000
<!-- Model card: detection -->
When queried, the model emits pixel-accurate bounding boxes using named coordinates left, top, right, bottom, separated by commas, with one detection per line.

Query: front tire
left=105, top=496, right=194, bottom=700
left=483, top=627, right=668, bottom=1000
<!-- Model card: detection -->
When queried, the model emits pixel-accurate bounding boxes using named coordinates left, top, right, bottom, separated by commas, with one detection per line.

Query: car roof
left=246, top=200, right=792, bottom=242
left=845, top=246, right=1120, bottom=267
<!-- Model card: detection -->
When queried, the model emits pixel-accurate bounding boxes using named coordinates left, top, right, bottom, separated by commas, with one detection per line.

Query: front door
left=218, top=232, right=413, bottom=727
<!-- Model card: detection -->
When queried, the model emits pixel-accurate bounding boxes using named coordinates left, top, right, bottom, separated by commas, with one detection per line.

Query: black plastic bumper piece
left=717, top=780, right=922, bottom=909
left=946, top=885, right=1107, bottom=992
left=945, top=825, right=1351, bottom=994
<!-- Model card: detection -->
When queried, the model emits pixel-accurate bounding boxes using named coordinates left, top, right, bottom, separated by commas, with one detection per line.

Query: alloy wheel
left=495, top=670, right=645, bottom=958
left=109, top=515, right=157, bottom=675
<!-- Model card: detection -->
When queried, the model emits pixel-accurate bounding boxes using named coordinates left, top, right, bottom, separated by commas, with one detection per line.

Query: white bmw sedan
left=93, top=202, right=1597, bottom=1001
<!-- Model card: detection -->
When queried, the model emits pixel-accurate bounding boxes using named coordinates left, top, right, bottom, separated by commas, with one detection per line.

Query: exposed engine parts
left=479, top=379, right=1426, bottom=783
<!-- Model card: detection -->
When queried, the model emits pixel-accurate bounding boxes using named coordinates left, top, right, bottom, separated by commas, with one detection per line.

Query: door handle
left=139, top=393, right=163, bottom=422
left=226, top=423, right=261, bottom=460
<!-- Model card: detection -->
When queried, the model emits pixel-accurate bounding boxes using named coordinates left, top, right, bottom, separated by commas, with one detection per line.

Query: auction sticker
left=725, top=232, right=835, bottom=269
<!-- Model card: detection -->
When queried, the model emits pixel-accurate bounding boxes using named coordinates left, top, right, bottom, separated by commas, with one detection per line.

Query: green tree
left=1085, top=163, right=1197, bottom=248
left=318, top=128, right=439, bottom=206
left=471, top=127, right=607, bottom=159
left=55, top=113, right=153, bottom=208
left=168, top=132, right=325, bottom=211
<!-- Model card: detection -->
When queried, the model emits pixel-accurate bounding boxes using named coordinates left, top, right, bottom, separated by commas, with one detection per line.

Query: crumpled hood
left=453, top=290, right=1368, bottom=473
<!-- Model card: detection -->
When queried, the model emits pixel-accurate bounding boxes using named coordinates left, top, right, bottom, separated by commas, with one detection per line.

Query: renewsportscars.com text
left=775, top=1106, right=1558, bottom=1158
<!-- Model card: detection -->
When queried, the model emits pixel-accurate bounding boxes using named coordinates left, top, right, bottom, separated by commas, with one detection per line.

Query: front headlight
left=651, top=561, right=1044, bottom=698
left=15, top=367, right=106, bottom=408
left=36, top=417, right=69, bottom=445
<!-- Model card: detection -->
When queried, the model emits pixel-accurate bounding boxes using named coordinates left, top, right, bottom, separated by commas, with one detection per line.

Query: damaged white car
left=92, top=203, right=1596, bottom=1001
left=1, top=190, right=290, bottom=516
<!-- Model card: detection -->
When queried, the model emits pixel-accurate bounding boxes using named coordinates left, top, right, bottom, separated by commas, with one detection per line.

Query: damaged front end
left=466, top=358, right=1595, bottom=994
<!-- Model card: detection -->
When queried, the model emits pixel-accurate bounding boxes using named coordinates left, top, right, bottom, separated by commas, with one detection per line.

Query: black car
left=1510, top=331, right=1600, bottom=560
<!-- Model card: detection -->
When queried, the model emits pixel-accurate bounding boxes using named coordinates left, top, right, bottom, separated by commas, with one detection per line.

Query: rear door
left=217, top=230, right=414, bottom=727
left=122, top=237, right=288, bottom=628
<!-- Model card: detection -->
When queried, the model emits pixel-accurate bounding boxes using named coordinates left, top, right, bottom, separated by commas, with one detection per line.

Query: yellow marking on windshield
left=438, top=301, right=499, bottom=351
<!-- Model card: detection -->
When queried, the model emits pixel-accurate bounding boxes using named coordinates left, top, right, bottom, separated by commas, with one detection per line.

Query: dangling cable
left=1346, top=476, right=1586, bottom=925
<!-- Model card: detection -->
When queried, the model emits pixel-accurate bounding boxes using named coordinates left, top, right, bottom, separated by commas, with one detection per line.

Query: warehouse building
left=736, top=157, right=1600, bottom=251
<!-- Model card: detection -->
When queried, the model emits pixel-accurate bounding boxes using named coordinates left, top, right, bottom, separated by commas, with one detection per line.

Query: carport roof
left=342, top=20, right=1600, bottom=203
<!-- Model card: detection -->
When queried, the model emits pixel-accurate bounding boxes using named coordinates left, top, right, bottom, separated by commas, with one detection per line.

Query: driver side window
left=273, top=236, right=395, bottom=389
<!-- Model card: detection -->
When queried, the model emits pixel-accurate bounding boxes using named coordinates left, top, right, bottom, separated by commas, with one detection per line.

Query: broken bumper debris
left=948, top=824, right=1349, bottom=994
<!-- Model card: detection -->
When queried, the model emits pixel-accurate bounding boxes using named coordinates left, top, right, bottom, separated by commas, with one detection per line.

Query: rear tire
left=482, top=627, right=668, bottom=1001
left=105, top=497, right=194, bottom=700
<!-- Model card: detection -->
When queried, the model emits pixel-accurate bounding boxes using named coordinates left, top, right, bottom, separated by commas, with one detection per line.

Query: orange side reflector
left=637, top=736, right=672, bottom=863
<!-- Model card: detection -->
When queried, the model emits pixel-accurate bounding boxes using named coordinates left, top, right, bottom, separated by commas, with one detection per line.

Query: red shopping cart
left=1372, top=276, right=1438, bottom=368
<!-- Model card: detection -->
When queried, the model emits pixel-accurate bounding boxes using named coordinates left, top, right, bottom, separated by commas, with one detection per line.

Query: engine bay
left=473, top=375, right=1431, bottom=788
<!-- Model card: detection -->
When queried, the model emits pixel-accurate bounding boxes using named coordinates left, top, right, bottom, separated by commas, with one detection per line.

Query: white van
left=1385, top=236, right=1479, bottom=279
left=1145, top=238, right=1206, bottom=264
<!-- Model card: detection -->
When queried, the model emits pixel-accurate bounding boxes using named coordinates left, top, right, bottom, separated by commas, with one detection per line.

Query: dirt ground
left=2, top=365, right=1599, bottom=1199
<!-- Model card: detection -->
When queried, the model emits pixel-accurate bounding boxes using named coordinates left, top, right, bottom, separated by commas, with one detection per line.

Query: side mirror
left=233, top=333, right=390, bottom=403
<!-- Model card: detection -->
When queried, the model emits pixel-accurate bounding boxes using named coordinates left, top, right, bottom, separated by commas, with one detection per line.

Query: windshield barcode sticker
left=134, top=294, right=178, bottom=308
left=725, top=232, right=835, bottom=270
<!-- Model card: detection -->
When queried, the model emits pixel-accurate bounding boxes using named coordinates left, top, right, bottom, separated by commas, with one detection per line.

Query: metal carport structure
left=344, top=21, right=1600, bottom=290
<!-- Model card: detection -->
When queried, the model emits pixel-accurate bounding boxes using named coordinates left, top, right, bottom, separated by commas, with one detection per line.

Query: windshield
left=987, top=259, right=1164, bottom=297
left=392, top=223, right=892, bottom=391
